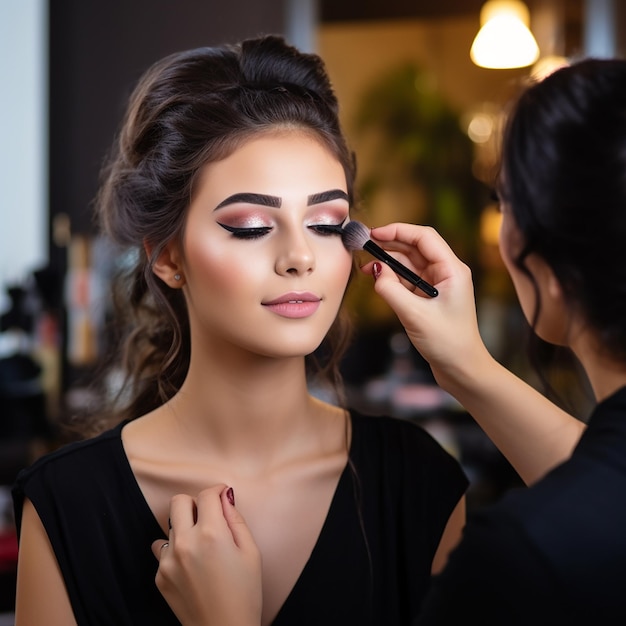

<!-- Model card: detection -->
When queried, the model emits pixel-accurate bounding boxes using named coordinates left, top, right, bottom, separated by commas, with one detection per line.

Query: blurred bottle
left=65, top=235, right=100, bottom=366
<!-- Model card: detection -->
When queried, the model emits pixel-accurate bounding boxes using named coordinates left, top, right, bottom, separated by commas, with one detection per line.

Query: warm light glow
left=531, top=55, right=569, bottom=80
left=470, top=1, right=540, bottom=69
left=480, top=203, right=502, bottom=246
left=467, top=112, right=494, bottom=144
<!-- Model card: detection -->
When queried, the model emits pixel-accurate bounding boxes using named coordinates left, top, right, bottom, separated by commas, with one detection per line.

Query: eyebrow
left=214, top=193, right=281, bottom=210
left=213, top=189, right=349, bottom=211
left=307, top=189, right=349, bottom=205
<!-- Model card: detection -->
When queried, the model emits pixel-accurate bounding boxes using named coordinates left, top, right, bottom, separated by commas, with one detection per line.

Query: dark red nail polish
left=373, top=262, right=382, bottom=280
left=226, top=487, right=235, bottom=506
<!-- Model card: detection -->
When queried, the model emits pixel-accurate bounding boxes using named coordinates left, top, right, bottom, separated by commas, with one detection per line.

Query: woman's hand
left=152, top=485, right=262, bottom=626
left=365, top=223, right=489, bottom=390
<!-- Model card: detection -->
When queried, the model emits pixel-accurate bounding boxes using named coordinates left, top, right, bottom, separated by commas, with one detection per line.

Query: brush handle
left=363, top=240, right=438, bottom=297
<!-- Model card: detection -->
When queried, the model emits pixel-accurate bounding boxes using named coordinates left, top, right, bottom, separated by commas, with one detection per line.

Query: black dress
left=415, top=386, right=626, bottom=625
left=13, top=410, right=468, bottom=626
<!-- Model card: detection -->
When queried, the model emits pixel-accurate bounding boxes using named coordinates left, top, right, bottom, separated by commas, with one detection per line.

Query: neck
left=162, top=351, right=330, bottom=467
left=571, top=333, right=626, bottom=403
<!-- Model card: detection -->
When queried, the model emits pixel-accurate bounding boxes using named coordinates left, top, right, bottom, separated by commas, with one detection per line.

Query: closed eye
left=308, top=223, right=345, bottom=237
left=217, top=223, right=273, bottom=239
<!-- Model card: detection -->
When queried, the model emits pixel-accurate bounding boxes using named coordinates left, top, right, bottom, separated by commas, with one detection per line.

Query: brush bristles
left=341, top=220, right=371, bottom=251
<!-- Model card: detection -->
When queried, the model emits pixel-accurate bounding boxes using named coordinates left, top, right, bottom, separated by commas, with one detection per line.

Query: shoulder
left=349, top=409, right=458, bottom=463
left=12, top=421, right=128, bottom=510
left=16, top=421, right=126, bottom=483
left=348, top=409, right=468, bottom=492
left=347, top=410, right=468, bottom=565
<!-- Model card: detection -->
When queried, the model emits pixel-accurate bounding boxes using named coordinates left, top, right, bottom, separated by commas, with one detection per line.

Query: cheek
left=184, top=235, right=259, bottom=295
left=320, top=245, right=353, bottom=293
left=498, top=213, right=527, bottom=290
left=498, top=215, right=515, bottom=272
left=498, top=215, right=536, bottom=321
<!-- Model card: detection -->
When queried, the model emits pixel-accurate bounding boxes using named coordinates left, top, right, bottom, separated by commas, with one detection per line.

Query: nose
left=275, top=228, right=316, bottom=276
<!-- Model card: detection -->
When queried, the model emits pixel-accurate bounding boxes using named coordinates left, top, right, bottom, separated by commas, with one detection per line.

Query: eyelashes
left=311, top=223, right=345, bottom=236
left=217, top=222, right=346, bottom=240
left=217, top=223, right=272, bottom=239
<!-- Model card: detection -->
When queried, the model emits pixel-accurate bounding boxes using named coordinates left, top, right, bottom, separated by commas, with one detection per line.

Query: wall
left=48, top=0, right=292, bottom=260
left=0, top=0, right=47, bottom=299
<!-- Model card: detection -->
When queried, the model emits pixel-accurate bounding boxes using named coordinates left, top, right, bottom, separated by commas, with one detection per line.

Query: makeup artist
left=391, top=57, right=626, bottom=625
left=149, top=58, right=626, bottom=625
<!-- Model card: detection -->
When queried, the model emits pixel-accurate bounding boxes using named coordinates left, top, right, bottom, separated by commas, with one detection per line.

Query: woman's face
left=498, top=202, right=569, bottom=346
left=498, top=203, right=533, bottom=316
left=179, top=131, right=353, bottom=360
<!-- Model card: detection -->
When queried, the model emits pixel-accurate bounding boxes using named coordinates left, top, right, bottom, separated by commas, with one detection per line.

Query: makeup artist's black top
left=415, top=385, right=626, bottom=626
left=12, top=410, right=467, bottom=626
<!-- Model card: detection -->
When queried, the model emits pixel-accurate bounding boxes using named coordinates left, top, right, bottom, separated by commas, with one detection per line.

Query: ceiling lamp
left=470, top=1, right=540, bottom=69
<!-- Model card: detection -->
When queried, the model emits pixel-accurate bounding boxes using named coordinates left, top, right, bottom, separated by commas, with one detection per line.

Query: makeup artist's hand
left=366, top=222, right=491, bottom=391
left=152, top=485, right=262, bottom=626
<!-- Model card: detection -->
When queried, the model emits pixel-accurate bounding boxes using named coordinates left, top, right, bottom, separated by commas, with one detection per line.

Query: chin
left=269, top=336, right=329, bottom=360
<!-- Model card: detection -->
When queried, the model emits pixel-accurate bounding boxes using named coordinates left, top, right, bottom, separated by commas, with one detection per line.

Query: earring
left=174, top=273, right=181, bottom=281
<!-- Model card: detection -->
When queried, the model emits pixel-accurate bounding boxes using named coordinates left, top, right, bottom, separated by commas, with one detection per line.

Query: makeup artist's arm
left=367, top=222, right=585, bottom=486
left=152, top=485, right=262, bottom=626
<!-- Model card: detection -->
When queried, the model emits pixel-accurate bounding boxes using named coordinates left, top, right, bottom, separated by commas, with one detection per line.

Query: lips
left=262, top=292, right=321, bottom=319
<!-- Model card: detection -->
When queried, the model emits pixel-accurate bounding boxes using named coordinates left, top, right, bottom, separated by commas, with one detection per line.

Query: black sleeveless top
left=13, top=410, right=467, bottom=625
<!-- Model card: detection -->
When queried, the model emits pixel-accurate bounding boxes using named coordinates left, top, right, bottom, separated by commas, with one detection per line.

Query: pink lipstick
left=262, top=292, right=321, bottom=319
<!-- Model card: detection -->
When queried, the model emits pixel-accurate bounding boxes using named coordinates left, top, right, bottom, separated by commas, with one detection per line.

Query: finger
left=370, top=223, right=455, bottom=264
left=219, top=487, right=259, bottom=552
left=362, top=259, right=421, bottom=294
left=372, top=260, right=413, bottom=295
left=168, top=493, right=199, bottom=533
left=372, top=262, right=432, bottom=324
left=373, top=223, right=466, bottom=288
left=151, top=539, right=170, bottom=561
left=194, top=484, right=231, bottom=532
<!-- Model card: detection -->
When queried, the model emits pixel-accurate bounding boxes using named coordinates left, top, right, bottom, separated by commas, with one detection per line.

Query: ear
left=529, top=253, right=563, bottom=303
left=545, top=265, right=564, bottom=302
left=144, top=239, right=185, bottom=287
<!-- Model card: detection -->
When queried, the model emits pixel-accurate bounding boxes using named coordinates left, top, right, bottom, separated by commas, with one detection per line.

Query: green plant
left=353, top=62, right=486, bottom=264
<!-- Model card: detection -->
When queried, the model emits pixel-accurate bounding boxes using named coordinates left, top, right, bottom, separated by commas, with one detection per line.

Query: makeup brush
left=341, top=221, right=438, bottom=298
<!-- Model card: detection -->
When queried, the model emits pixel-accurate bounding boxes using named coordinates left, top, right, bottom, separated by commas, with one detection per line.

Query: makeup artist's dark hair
left=498, top=58, right=626, bottom=374
left=81, top=34, right=357, bottom=434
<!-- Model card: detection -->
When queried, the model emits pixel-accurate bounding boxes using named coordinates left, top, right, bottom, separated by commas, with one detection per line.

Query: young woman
left=150, top=59, right=626, bottom=625
left=12, top=35, right=468, bottom=626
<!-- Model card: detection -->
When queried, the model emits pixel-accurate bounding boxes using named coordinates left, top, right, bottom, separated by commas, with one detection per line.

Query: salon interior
left=0, top=0, right=623, bottom=621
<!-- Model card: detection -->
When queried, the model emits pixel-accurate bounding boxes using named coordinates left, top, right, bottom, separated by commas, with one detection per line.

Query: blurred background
left=0, top=0, right=624, bottom=620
